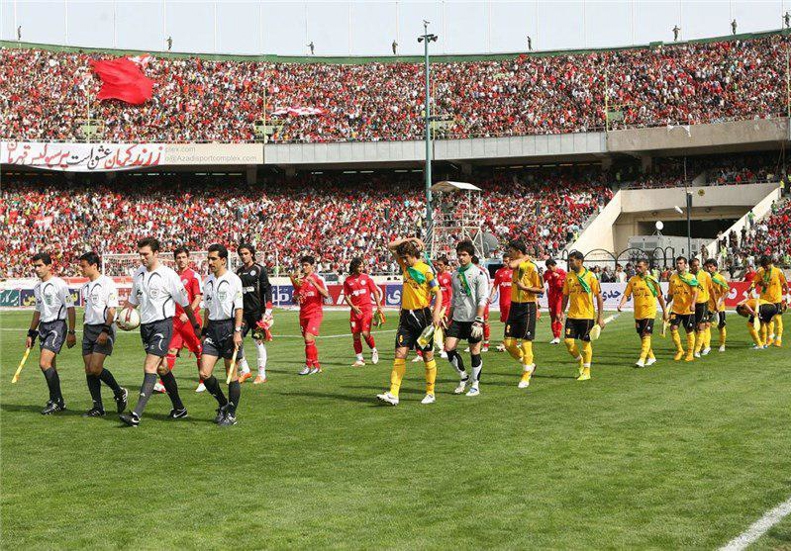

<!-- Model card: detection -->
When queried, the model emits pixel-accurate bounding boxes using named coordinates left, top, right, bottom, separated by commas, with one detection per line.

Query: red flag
left=90, top=57, right=153, bottom=105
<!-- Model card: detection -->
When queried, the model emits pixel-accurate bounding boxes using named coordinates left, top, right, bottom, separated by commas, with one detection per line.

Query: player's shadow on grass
left=0, top=403, right=84, bottom=417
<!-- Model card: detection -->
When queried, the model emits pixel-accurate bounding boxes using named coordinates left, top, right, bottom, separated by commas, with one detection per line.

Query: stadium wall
left=705, top=185, right=784, bottom=258
left=3, top=120, right=788, bottom=172
left=607, top=118, right=789, bottom=153
left=567, top=183, right=781, bottom=255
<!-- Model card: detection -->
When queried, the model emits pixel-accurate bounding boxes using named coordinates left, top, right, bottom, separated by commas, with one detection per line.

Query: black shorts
left=140, top=318, right=173, bottom=358
left=241, top=312, right=260, bottom=338
left=717, top=311, right=727, bottom=329
left=751, top=304, right=778, bottom=324
left=775, top=303, right=784, bottom=316
left=39, top=320, right=67, bottom=353
left=565, top=318, right=594, bottom=342
left=669, top=312, right=695, bottom=332
left=82, top=324, right=115, bottom=356
left=445, top=320, right=483, bottom=344
left=635, top=318, right=654, bottom=336
left=202, top=319, right=244, bottom=361
left=396, top=308, right=433, bottom=352
left=504, top=302, right=537, bottom=341
left=694, top=303, right=709, bottom=327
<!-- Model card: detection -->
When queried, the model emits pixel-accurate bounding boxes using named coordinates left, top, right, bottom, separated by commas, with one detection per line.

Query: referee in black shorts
left=199, top=244, right=246, bottom=426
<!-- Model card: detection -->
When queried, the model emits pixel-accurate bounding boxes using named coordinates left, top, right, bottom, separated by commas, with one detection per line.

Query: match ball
left=116, top=307, right=141, bottom=331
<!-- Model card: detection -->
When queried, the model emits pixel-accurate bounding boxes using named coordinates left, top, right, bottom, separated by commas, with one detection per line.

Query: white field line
left=719, top=496, right=791, bottom=551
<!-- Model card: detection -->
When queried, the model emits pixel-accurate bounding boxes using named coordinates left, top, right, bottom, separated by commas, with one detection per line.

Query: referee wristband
left=27, top=329, right=39, bottom=339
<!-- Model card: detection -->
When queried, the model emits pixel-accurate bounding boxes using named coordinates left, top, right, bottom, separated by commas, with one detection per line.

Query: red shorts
left=170, top=319, right=202, bottom=355
left=499, top=302, right=511, bottom=323
left=300, top=313, right=323, bottom=337
left=350, top=309, right=373, bottom=334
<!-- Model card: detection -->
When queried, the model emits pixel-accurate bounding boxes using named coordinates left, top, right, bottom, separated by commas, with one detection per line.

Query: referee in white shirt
left=199, top=244, right=245, bottom=426
left=120, top=238, right=200, bottom=427
left=79, top=252, right=128, bottom=417
left=26, top=252, right=77, bottom=415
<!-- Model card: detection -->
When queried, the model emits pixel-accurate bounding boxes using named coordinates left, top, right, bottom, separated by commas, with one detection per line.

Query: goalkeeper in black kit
left=236, top=243, right=274, bottom=384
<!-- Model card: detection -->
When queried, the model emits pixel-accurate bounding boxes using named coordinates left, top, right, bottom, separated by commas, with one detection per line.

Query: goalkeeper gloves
left=470, top=316, right=484, bottom=339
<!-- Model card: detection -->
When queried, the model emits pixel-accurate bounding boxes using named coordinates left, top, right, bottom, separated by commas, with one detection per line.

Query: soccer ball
left=116, top=307, right=141, bottom=331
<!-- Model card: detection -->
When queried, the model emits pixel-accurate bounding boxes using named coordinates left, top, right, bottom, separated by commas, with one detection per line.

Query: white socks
left=238, top=356, right=251, bottom=374
left=256, top=341, right=267, bottom=376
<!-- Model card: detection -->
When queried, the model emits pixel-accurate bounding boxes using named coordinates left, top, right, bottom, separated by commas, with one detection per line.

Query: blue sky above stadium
left=0, top=1, right=788, bottom=56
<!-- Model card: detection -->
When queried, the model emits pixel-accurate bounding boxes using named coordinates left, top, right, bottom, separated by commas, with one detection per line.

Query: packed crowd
left=715, top=199, right=791, bottom=269
left=1, top=32, right=787, bottom=143
left=0, top=168, right=612, bottom=278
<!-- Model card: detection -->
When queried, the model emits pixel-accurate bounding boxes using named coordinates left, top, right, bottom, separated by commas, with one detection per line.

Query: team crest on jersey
left=149, top=287, right=160, bottom=299
left=90, top=291, right=101, bottom=304
left=251, top=270, right=256, bottom=276
left=218, top=290, right=228, bottom=302
left=182, top=279, right=189, bottom=286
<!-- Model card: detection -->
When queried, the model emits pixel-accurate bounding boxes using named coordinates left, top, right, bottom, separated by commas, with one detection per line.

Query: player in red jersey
left=543, top=258, right=566, bottom=344
left=434, top=256, right=453, bottom=359
left=472, top=256, right=492, bottom=352
left=291, top=255, right=329, bottom=375
left=154, top=247, right=204, bottom=393
left=489, top=254, right=513, bottom=352
left=344, top=258, right=384, bottom=367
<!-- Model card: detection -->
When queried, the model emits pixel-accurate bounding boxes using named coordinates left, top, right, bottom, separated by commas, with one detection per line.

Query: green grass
left=1, top=309, right=789, bottom=549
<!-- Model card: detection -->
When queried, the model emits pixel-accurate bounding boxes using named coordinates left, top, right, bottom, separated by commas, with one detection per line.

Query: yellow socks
left=719, top=326, right=727, bottom=347
left=520, top=341, right=534, bottom=366
left=640, top=336, right=651, bottom=361
left=389, top=358, right=406, bottom=397
left=775, top=315, right=784, bottom=341
left=694, top=331, right=704, bottom=354
left=671, top=329, right=683, bottom=353
left=581, top=341, right=593, bottom=367
left=504, top=338, right=523, bottom=362
left=703, top=327, right=711, bottom=349
left=747, top=324, right=762, bottom=347
left=565, top=338, right=580, bottom=359
left=760, top=324, right=769, bottom=346
left=424, top=358, right=437, bottom=395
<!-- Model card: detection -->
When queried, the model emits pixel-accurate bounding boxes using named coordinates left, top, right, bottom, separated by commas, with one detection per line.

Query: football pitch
left=1, top=308, right=789, bottom=549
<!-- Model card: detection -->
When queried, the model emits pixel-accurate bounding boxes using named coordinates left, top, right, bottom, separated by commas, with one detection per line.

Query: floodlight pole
left=419, top=21, right=437, bottom=245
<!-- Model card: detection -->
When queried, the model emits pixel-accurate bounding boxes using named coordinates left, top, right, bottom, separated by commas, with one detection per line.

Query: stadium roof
left=1, top=28, right=787, bottom=65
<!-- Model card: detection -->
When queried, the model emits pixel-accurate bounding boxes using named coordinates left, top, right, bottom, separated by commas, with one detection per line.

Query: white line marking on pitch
left=719, top=496, right=791, bottom=551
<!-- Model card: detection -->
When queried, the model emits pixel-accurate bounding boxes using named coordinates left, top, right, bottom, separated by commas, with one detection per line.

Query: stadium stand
left=1, top=31, right=787, bottom=143
left=0, top=168, right=612, bottom=278
left=715, top=198, right=791, bottom=269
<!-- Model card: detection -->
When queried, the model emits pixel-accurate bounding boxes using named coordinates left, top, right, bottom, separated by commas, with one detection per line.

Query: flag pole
left=786, top=42, right=790, bottom=118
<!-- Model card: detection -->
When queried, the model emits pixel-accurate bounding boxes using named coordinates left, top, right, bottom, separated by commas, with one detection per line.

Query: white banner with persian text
left=0, top=142, right=263, bottom=172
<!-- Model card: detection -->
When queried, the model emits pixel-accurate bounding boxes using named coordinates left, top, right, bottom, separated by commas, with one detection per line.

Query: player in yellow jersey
left=501, top=240, right=543, bottom=389
left=735, top=296, right=777, bottom=349
left=560, top=250, right=604, bottom=381
left=690, top=258, right=715, bottom=357
left=750, top=256, right=789, bottom=347
left=664, top=256, right=699, bottom=362
left=704, top=259, right=730, bottom=352
left=377, top=237, right=443, bottom=406
left=617, top=259, right=667, bottom=367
